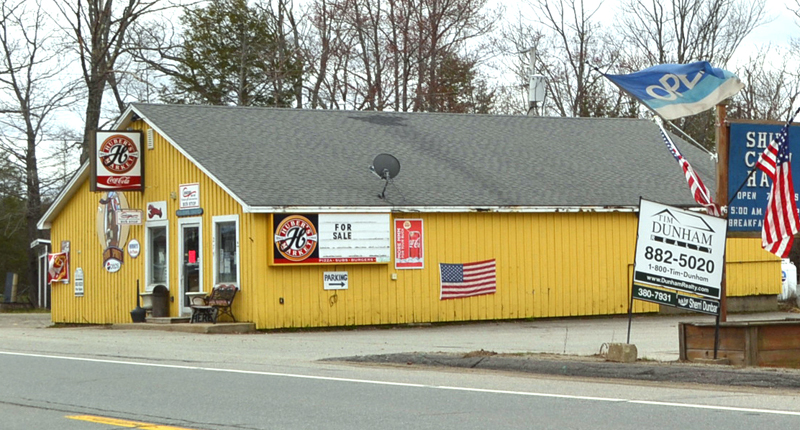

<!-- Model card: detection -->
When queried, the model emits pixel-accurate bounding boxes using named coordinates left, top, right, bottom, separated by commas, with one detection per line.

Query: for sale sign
left=632, top=199, right=727, bottom=314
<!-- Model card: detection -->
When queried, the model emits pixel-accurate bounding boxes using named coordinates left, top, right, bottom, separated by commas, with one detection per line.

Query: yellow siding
left=48, top=123, right=781, bottom=328
left=726, top=237, right=781, bottom=297
left=50, top=122, right=249, bottom=324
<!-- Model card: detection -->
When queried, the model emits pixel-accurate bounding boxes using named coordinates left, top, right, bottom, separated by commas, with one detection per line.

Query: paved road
left=1, top=311, right=799, bottom=429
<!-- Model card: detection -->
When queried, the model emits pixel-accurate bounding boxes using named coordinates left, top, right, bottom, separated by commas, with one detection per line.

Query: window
left=213, top=215, right=239, bottom=285
left=147, top=223, right=168, bottom=286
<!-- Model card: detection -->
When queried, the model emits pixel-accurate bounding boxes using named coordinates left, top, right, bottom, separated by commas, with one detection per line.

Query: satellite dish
left=371, top=153, right=400, bottom=180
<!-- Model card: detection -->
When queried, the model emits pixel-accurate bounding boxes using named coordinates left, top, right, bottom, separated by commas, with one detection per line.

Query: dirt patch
left=327, top=351, right=800, bottom=390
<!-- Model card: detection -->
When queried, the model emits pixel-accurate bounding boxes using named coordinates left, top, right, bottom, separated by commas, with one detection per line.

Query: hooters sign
left=91, top=131, right=144, bottom=192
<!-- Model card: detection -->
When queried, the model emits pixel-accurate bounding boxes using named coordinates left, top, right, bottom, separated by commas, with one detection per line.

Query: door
left=178, top=218, right=202, bottom=316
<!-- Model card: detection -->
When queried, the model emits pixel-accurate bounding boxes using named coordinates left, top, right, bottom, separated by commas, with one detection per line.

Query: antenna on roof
left=370, top=153, right=401, bottom=199
left=522, top=47, right=546, bottom=116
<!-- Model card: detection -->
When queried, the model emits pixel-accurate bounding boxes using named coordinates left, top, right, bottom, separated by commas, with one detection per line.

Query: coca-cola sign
left=92, top=130, right=144, bottom=192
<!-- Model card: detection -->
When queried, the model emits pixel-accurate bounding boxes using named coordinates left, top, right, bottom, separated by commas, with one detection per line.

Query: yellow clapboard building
left=37, top=105, right=779, bottom=329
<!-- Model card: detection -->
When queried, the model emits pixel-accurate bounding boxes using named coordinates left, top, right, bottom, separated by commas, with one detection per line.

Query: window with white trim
left=146, top=223, right=168, bottom=286
left=213, top=215, right=239, bottom=286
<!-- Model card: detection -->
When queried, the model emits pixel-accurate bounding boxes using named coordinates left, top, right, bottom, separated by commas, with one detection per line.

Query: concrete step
left=112, top=320, right=256, bottom=334
left=146, top=317, right=190, bottom=324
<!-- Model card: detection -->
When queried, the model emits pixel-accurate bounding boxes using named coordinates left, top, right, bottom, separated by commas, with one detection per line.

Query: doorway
left=178, top=218, right=202, bottom=316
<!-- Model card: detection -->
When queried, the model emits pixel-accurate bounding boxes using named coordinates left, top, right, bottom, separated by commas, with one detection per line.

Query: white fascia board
left=128, top=105, right=250, bottom=212
left=244, top=205, right=640, bottom=214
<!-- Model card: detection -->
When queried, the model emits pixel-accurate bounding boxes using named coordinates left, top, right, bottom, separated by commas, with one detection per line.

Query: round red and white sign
left=99, top=134, right=139, bottom=174
left=274, top=215, right=318, bottom=262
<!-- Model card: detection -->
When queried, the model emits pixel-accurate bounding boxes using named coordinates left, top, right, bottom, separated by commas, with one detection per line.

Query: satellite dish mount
left=370, top=153, right=401, bottom=199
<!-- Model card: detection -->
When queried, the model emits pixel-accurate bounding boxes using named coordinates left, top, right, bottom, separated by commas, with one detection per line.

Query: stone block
left=606, top=343, right=638, bottom=363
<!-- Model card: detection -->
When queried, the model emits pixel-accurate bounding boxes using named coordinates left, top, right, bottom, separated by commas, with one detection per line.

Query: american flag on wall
left=439, top=259, right=497, bottom=300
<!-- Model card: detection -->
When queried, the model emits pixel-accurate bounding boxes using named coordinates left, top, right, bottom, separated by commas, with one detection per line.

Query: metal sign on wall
left=727, top=122, right=800, bottom=233
left=631, top=199, right=727, bottom=315
left=395, top=219, right=424, bottom=269
left=273, top=213, right=391, bottom=265
left=91, top=130, right=144, bottom=192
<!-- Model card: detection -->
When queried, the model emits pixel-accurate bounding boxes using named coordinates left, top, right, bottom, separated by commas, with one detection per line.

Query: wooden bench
left=190, top=284, right=237, bottom=323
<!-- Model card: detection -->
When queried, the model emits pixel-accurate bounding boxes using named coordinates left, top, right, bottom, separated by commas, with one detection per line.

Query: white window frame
left=212, top=214, right=240, bottom=289
left=144, top=219, right=169, bottom=292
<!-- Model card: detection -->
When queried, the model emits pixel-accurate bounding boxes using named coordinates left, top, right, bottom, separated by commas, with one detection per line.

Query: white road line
left=2, top=350, right=799, bottom=417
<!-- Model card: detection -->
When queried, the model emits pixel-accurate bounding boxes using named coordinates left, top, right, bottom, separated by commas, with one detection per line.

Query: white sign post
left=632, top=199, right=727, bottom=315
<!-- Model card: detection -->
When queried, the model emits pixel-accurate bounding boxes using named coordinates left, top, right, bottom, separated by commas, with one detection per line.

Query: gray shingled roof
left=130, top=103, right=717, bottom=209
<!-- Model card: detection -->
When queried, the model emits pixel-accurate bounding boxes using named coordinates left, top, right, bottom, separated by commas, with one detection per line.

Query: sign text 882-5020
left=632, top=199, right=727, bottom=301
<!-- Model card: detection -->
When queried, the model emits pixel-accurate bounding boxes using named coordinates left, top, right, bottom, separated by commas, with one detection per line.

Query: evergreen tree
left=161, top=0, right=302, bottom=107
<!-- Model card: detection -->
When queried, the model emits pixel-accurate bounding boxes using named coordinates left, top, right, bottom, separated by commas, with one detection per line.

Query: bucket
left=130, top=279, right=146, bottom=323
left=130, top=306, right=146, bottom=323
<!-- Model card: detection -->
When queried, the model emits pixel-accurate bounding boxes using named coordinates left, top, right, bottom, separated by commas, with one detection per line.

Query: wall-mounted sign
left=74, top=268, right=84, bottom=297
left=147, top=201, right=167, bottom=221
left=128, top=239, right=140, bottom=258
left=117, top=209, right=143, bottom=225
left=395, top=219, right=424, bottom=269
left=91, top=130, right=144, bottom=192
left=47, top=252, right=69, bottom=284
left=631, top=199, right=727, bottom=315
left=323, top=271, right=348, bottom=290
left=727, top=122, right=800, bottom=233
left=179, top=183, right=200, bottom=209
left=273, top=213, right=391, bottom=265
left=96, top=192, right=129, bottom=273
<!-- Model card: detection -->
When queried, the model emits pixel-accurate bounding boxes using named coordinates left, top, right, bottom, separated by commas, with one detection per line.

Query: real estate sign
left=632, top=199, right=727, bottom=315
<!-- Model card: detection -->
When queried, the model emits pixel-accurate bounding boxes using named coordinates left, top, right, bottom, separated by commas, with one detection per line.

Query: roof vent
left=147, top=128, right=154, bottom=150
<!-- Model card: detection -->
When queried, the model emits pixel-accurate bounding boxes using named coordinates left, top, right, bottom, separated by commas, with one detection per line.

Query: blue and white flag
left=605, top=61, right=744, bottom=120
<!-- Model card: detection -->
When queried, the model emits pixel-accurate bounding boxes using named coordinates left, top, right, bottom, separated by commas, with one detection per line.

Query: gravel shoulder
left=327, top=351, right=800, bottom=390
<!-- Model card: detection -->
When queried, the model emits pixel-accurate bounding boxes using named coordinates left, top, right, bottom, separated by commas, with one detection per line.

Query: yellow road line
left=66, top=415, right=199, bottom=430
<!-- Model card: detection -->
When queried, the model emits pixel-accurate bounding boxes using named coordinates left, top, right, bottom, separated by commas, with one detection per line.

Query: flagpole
left=715, top=103, right=730, bottom=322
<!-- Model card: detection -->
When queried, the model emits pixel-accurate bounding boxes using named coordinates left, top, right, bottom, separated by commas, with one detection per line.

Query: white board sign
left=317, top=214, right=391, bottom=263
left=74, top=268, right=84, bottom=297
left=633, top=199, right=727, bottom=300
left=116, top=210, right=143, bottom=225
left=179, top=183, right=200, bottom=209
left=323, top=271, right=348, bottom=290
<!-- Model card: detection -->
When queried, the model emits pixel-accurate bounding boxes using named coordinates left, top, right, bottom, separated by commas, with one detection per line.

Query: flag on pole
left=755, top=113, right=800, bottom=258
left=755, top=107, right=800, bottom=180
left=439, top=259, right=496, bottom=299
left=657, top=121, right=721, bottom=216
left=605, top=61, right=744, bottom=120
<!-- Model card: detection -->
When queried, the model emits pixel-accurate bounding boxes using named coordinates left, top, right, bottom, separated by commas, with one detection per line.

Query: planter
left=679, top=319, right=800, bottom=368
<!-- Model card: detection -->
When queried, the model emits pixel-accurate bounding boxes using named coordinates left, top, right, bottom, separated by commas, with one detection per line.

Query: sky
left=500, top=0, right=798, bottom=67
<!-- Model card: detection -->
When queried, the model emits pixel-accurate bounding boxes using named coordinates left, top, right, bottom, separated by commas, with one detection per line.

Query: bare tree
left=729, top=46, right=800, bottom=121
left=56, top=0, right=168, bottom=161
left=510, top=0, right=622, bottom=117
left=0, top=0, right=80, bottom=304
left=617, top=0, right=768, bottom=67
left=305, top=0, right=499, bottom=112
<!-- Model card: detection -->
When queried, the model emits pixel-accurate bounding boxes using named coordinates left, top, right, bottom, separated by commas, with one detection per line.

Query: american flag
left=439, top=259, right=496, bottom=300
left=756, top=117, right=799, bottom=258
left=657, top=123, right=721, bottom=217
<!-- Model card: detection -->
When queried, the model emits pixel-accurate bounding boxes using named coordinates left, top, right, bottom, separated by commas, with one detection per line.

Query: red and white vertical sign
left=395, top=219, right=423, bottom=269
left=93, top=131, right=144, bottom=191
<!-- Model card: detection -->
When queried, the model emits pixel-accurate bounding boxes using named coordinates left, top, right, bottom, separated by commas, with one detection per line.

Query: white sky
left=499, top=0, right=798, bottom=66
